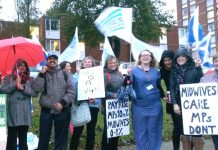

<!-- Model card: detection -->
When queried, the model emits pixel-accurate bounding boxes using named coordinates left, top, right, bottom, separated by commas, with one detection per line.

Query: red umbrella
left=0, top=36, right=44, bottom=76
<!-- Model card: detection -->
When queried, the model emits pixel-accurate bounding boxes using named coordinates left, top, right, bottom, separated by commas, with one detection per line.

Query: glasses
left=141, top=54, right=151, bottom=57
left=108, top=62, right=117, bottom=65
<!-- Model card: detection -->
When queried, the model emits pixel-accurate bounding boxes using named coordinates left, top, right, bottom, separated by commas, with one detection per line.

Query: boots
left=192, top=137, right=204, bottom=150
left=181, top=135, right=192, bottom=150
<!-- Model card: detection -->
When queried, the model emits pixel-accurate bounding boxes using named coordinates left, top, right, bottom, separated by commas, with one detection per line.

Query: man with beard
left=32, top=53, right=75, bottom=150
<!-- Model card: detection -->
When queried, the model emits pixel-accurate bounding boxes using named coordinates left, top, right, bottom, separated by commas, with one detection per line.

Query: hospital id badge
left=146, top=84, right=153, bottom=91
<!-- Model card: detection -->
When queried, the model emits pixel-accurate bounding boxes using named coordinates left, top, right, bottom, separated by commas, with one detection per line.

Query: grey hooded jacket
left=0, top=75, right=37, bottom=126
left=32, top=67, right=75, bottom=109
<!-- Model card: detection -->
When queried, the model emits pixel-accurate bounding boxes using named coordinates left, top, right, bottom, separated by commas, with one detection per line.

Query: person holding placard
left=159, top=50, right=181, bottom=150
left=170, top=48, right=203, bottom=150
left=70, top=56, right=101, bottom=150
left=0, top=59, right=37, bottom=150
left=101, top=55, right=123, bottom=150
left=130, top=50, right=163, bottom=150
left=200, top=54, right=218, bottom=150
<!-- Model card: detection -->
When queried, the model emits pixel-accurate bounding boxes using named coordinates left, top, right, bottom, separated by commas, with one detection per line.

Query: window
left=206, top=0, right=213, bottom=7
left=45, top=19, right=60, bottom=31
left=45, top=39, right=60, bottom=51
left=208, top=22, right=215, bottom=31
left=207, top=10, right=214, bottom=19
left=182, top=0, right=187, bottom=4
left=190, top=4, right=196, bottom=15
left=183, top=19, right=189, bottom=26
left=211, top=35, right=216, bottom=43
left=0, top=23, right=2, bottom=31
left=182, top=7, right=188, bottom=16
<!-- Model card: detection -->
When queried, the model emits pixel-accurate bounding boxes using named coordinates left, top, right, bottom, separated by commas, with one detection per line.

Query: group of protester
left=0, top=47, right=218, bottom=150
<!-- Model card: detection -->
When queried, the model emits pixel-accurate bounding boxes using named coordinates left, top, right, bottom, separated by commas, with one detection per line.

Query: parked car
left=119, top=62, right=135, bottom=76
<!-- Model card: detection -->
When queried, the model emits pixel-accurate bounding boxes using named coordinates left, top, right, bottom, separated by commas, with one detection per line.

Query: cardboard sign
left=180, top=82, right=218, bottom=135
left=106, top=99, right=130, bottom=138
left=78, top=66, right=105, bottom=100
left=0, top=94, right=7, bottom=149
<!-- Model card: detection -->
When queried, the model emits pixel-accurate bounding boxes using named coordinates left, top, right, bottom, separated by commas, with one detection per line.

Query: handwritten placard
left=0, top=94, right=7, bottom=149
left=180, top=82, right=218, bottom=135
left=106, top=99, right=130, bottom=138
left=77, top=66, right=105, bottom=100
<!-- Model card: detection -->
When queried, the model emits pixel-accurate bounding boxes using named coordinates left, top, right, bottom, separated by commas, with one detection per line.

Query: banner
left=101, top=36, right=115, bottom=66
left=58, top=27, right=80, bottom=63
left=131, top=34, right=164, bottom=61
left=0, top=94, right=7, bottom=149
left=180, top=83, right=218, bottom=135
left=106, top=99, right=130, bottom=138
left=77, top=66, right=105, bottom=100
left=94, top=7, right=132, bottom=43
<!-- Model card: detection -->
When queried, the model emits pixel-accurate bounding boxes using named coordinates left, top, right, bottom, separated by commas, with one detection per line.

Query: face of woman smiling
left=140, top=51, right=151, bottom=65
left=107, top=58, right=118, bottom=70
left=82, top=59, right=93, bottom=69
left=176, top=55, right=187, bottom=65
left=18, top=63, right=27, bottom=73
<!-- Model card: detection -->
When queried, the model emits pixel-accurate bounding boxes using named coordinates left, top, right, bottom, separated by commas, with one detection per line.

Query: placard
left=106, top=99, right=130, bottom=138
left=0, top=94, right=7, bottom=149
left=180, top=82, right=218, bottom=135
left=77, top=66, right=105, bottom=100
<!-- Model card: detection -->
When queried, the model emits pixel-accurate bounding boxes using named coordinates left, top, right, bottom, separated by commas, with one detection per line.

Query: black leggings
left=6, top=125, right=29, bottom=150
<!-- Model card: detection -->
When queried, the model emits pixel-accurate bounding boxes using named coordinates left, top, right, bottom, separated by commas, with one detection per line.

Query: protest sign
left=180, top=82, right=218, bottom=135
left=77, top=66, right=105, bottom=100
left=106, top=99, right=130, bottom=138
left=0, top=94, right=7, bottom=149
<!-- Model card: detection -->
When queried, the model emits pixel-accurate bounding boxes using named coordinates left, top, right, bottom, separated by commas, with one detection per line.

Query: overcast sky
left=0, top=0, right=54, bottom=21
left=0, top=0, right=176, bottom=21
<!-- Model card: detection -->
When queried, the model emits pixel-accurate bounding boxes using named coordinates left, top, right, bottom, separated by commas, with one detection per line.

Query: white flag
left=101, top=37, right=115, bottom=66
left=94, top=7, right=132, bottom=43
left=131, top=34, right=164, bottom=62
left=58, top=27, right=80, bottom=63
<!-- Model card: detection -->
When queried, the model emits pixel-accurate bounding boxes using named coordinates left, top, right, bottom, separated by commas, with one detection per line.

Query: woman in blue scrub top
left=131, top=50, right=163, bottom=150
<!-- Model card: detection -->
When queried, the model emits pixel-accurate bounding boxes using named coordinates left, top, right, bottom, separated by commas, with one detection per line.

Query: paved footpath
left=119, top=139, right=214, bottom=150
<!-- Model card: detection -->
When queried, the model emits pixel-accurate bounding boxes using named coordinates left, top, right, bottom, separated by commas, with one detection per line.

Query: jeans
left=37, top=108, right=71, bottom=150
left=70, top=107, right=99, bottom=150
left=6, top=126, right=29, bottom=150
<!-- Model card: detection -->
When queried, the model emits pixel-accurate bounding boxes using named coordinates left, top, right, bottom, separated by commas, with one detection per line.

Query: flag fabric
left=94, top=7, right=132, bottom=43
left=195, top=32, right=213, bottom=69
left=31, top=35, right=47, bottom=70
left=101, top=36, right=115, bottom=66
left=58, top=27, right=80, bottom=63
left=131, top=34, right=164, bottom=62
left=188, top=7, right=204, bottom=45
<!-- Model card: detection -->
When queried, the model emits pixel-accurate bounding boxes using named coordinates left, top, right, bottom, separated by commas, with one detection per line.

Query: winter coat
left=32, top=67, right=75, bottom=109
left=169, top=48, right=203, bottom=106
left=159, top=50, right=175, bottom=113
left=0, top=75, right=37, bottom=126
left=102, top=69, right=123, bottom=109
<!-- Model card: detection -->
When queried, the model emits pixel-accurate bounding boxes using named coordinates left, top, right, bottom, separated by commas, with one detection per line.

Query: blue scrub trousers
left=132, top=104, right=163, bottom=150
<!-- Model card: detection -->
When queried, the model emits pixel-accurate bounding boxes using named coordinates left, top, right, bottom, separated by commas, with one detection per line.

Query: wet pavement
left=119, top=139, right=214, bottom=150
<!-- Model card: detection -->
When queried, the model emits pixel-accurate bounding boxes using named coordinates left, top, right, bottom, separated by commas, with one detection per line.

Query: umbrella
left=0, top=36, right=44, bottom=76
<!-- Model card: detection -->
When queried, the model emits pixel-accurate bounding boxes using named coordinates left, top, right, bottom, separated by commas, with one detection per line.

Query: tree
left=47, top=0, right=175, bottom=47
left=14, top=0, right=40, bottom=37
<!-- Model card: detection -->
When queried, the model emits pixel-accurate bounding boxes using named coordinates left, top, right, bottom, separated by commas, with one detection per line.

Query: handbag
left=71, top=101, right=91, bottom=127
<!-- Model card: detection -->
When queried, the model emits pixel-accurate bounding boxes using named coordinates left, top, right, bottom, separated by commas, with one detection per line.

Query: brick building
left=177, top=0, right=217, bottom=55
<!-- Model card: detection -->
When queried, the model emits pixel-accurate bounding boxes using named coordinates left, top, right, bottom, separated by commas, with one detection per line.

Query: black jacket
left=169, top=48, right=203, bottom=106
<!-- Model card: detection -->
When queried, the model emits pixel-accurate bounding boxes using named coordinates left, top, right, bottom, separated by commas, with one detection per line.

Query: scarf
left=12, top=70, right=29, bottom=84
